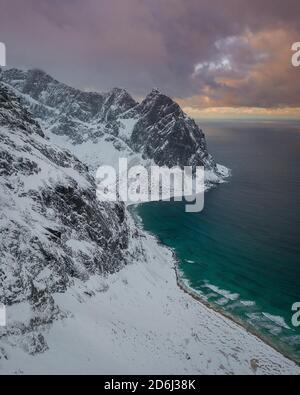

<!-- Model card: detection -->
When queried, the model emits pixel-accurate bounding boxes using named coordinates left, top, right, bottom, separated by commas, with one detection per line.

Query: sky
left=0, top=0, right=300, bottom=119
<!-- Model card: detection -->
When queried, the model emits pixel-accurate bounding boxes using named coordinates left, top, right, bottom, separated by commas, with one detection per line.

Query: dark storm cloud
left=0, top=0, right=299, bottom=108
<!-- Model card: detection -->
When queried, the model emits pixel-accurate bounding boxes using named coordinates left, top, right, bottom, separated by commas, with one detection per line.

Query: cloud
left=186, top=28, right=300, bottom=108
left=0, top=0, right=299, bottom=110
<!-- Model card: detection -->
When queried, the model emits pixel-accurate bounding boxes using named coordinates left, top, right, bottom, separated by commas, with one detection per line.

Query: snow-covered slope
left=0, top=73, right=298, bottom=375
left=0, top=68, right=228, bottom=183
left=0, top=83, right=136, bottom=356
left=1, top=230, right=300, bottom=375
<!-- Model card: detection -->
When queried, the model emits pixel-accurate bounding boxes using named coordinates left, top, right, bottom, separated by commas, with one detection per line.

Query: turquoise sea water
left=135, top=120, right=300, bottom=363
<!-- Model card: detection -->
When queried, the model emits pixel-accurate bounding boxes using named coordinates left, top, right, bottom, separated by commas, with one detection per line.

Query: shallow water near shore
left=134, top=120, right=300, bottom=363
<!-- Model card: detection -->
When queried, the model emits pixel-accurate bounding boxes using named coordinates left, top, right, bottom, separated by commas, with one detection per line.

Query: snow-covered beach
left=2, top=226, right=300, bottom=375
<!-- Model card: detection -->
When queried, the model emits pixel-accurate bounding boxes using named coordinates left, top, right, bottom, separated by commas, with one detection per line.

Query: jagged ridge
left=0, top=68, right=219, bottom=174
left=0, top=83, right=130, bottom=310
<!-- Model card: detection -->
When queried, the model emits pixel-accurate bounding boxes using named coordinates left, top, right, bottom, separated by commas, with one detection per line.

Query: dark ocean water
left=135, top=120, right=300, bottom=363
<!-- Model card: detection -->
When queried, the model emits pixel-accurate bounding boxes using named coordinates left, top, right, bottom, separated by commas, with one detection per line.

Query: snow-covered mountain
left=0, top=68, right=226, bottom=180
left=0, top=70, right=299, bottom=375
left=129, top=88, right=212, bottom=168
left=0, top=82, right=138, bottom=355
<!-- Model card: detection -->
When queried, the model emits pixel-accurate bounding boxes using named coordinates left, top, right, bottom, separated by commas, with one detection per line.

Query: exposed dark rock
left=0, top=83, right=130, bottom=311
left=0, top=68, right=219, bottom=173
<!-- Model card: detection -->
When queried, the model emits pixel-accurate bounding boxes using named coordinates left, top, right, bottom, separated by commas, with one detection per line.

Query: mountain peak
left=27, top=68, right=58, bottom=85
left=108, top=87, right=136, bottom=104
left=138, top=88, right=182, bottom=120
left=142, top=88, right=177, bottom=107
left=0, top=67, right=218, bottom=173
left=150, top=88, right=162, bottom=95
left=111, top=87, right=128, bottom=95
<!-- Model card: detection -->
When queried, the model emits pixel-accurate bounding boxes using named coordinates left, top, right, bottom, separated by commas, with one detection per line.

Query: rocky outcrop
left=0, top=83, right=130, bottom=309
left=130, top=89, right=214, bottom=168
left=0, top=68, right=219, bottom=174
left=0, top=70, right=228, bottom=361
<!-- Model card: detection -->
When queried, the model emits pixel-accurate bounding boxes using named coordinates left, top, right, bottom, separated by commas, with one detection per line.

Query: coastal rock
left=130, top=89, right=214, bottom=169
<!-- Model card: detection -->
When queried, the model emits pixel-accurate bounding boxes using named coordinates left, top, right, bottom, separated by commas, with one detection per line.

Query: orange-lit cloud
left=184, top=28, right=300, bottom=112
left=179, top=105, right=300, bottom=120
left=0, top=0, right=300, bottom=118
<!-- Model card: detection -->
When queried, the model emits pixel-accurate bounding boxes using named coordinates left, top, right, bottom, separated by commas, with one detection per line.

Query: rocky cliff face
left=0, top=68, right=219, bottom=175
left=130, top=89, right=213, bottom=168
left=0, top=68, right=228, bottom=315
left=0, top=83, right=130, bottom=311
left=1, top=70, right=299, bottom=376
left=0, top=69, right=228, bottom=357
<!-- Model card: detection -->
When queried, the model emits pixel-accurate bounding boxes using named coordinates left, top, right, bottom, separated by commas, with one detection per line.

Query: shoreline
left=130, top=205, right=300, bottom=369
left=1, top=206, right=299, bottom=374
left=173, top=259, right=300, bottom=369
